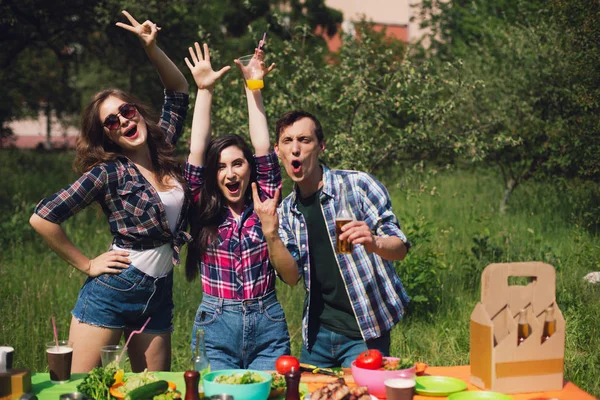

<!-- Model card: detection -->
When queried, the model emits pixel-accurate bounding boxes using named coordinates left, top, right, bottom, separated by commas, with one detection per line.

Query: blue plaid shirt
left=277, top=166, right=410, bottom=348
left=34, top=90, right=191, bottom=265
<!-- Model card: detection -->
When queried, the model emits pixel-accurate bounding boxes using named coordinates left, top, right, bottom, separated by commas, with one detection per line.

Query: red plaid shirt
left=34, top=90, right=191, bottom=265
left=184, top=151, right=281, bottom=299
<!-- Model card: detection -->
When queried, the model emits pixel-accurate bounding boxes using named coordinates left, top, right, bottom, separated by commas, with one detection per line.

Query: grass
left=0, top=151, right=598, bottom=397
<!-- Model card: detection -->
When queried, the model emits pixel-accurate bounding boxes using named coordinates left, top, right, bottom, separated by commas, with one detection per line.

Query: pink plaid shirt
left=184, top=151, right=281, bottom=299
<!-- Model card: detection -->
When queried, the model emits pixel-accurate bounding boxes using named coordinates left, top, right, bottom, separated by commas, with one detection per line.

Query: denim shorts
left=191, top=291, right=290, bottom=370
left=72, top=264, right=174, bottom=334
left=300, top=324, right=391, bottom=368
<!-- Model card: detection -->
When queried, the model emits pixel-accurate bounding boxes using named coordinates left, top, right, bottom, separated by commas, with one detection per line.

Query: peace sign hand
left=251, top=182, right=281, bottom=237
left=115, top=10, right=160, bottom=49
left=185, top=43, right=231, bottom=90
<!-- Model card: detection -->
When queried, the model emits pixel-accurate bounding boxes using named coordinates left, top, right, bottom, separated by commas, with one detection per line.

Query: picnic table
left=30, top=365, right=596, bottom=400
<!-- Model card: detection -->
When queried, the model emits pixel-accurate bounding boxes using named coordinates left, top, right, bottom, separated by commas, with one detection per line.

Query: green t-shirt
left=297, top=188, right=361, bottom=339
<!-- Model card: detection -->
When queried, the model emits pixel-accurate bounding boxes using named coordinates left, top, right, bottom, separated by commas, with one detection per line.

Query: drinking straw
left=258, top=32, right=267, bottom=50
left=51, top=316, right=59, bottom=348
left=117, top=316, right=151, bottom=363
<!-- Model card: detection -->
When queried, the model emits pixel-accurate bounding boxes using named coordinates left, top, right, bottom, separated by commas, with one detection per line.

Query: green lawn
left=1, top=151, right=598, bottom=397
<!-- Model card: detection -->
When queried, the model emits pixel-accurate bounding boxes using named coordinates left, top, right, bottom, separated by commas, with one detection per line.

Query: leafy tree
left=0, top=0, right=343, bottom=144
left=414, top=0, right=600, bottom=212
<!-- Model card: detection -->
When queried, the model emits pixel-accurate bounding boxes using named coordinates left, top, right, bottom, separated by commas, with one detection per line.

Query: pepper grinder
left=284, top=367, right=301, bottom=400
left=184, top=370, right=200, bottom=400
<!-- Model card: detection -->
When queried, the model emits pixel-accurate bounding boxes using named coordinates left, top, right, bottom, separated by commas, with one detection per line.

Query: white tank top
left=113, top=182, right=184, bottom=277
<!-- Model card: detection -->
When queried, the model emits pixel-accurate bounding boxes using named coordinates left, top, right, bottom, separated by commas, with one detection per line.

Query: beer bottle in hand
left=517, top=308, right=531, bottom=345
left=335, top=184, right=353, bottom=254
left=541, top=306, right=556, bottom=344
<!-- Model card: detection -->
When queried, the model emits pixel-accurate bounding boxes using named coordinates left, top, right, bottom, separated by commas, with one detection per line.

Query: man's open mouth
left=124, top=126, right=138, bottom=138
left=291, top=160, right=302, bottom=172
left=225, top=182, right=241, bottom=194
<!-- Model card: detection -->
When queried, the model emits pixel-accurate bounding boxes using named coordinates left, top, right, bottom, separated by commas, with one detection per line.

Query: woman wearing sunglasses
left=183, top=43, right=299, bottom=370
left=29, top=10, right=189, bottom=373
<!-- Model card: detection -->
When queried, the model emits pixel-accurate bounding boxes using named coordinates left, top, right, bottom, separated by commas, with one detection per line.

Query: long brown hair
left=185, top=134, right=257, bottom=282
left=73, top=89, right=183, bottom=186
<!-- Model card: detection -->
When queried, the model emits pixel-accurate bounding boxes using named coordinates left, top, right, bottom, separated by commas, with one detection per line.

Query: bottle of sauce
left=184, top=370, right=200, bottom=400
left=193, top=328, right=211, bottom=399
left=284, top=367, right=301, bottom=400
left=541, top=306, right=556, bottom=344
left=517, top=308, right=531, bottom=345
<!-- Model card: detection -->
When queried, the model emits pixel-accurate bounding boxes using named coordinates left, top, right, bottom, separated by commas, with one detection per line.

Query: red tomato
left=275, top=355, right=300, bottom=375
left=355, top=349, right=383, bottom=370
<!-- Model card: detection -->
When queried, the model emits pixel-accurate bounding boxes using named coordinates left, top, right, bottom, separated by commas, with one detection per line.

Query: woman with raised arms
left=30, top=11, right=189, bottom=372
left=184, top=42, right=299, bottom=369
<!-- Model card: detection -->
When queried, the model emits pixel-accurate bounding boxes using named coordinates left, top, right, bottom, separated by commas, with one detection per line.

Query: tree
left=0, top=0, right=343, bottom=145
left=413, top=0, right=600, bottom=212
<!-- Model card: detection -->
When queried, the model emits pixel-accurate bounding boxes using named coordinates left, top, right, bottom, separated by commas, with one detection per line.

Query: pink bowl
left=350, top=357, right=416, bottom=399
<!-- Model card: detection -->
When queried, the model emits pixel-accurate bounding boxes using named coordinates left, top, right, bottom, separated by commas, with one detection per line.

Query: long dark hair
left=185, top=134, right=257, bottom=282
left=74, top=88, right=183, bottom=187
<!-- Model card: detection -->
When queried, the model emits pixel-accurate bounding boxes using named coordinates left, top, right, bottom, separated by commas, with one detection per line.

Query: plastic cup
left=238, top=54, right=264, bottom=90
left=46, top=340, right=73, bottom=384
left=385, top=378, right=416, bottom=400
left=100, top=345, right=127, bottom=369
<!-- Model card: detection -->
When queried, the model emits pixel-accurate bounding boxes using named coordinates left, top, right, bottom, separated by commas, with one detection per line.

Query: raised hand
left=115, top=10, right=160, bottom=49
left=251, top=182, right=281, bottom=236
left=184, top=42, right=230, bottom=90
left=86, top=250, right=131, bottom=277
left=234, top=48, right=276, bottom=80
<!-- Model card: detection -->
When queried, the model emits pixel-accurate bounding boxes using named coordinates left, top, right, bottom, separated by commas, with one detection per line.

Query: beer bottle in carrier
left=335, top=184, right=353, bottom=254
left=193, top=328, right=210, bottom=399
left=517, top=308, right=531, bottom=345
left=541, top=306, right=556, bottom=344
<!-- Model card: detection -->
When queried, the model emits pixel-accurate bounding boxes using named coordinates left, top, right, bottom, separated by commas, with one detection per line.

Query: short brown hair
left=275, top=110, right=324, bottom=143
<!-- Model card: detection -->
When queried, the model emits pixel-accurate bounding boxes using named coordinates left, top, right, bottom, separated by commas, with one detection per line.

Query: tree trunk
left=499, top=178, right=517, bottom=214
left=45, top=102, right=52, bottom=150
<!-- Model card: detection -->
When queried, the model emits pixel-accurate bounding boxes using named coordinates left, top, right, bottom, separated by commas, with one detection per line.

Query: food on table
left=76, top=365, right=116, bottom=400
left=114, top=368, right=125, bottom=384
left=381, top=358, right=415, bottom=371
left=354, top=350, right=383, bottom=370
left=415, top=362, right=428, bottom=376
left=124, top=380, right=169, bottom=400
left=310, top=378, right=370, bottom=400
left=110, top=370, right=179, bottom=399
left=276, top=355, right=300, bottom=375
left=214, top=371, right=267, bottom=384
left=268, top=375, right=287, bottom=399
left=271, top=373, right=286, bottom=390
left=117, top=369, right=160, bottom=394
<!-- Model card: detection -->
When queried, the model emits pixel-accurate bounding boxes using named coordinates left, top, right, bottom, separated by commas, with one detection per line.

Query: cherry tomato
left=355, top=349, right=383, bottom=370
left=275, top=355, right=300, bottom=375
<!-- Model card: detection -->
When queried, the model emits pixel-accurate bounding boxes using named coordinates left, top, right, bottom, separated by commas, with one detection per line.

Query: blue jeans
left=192, top=291, right=290, bottom=370
left=300, top=324, right=390, bottom=368
left=72, top=265, right=174, bottom=334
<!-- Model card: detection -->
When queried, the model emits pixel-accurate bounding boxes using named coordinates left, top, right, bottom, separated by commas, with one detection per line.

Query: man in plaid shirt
left=271, top=110, right=411, bottom=368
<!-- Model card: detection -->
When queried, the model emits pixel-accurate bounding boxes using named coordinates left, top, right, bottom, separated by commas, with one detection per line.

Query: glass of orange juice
left=237, top=54, right=264, bottom=90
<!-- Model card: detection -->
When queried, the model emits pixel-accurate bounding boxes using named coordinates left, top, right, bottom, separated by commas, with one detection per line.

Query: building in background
left=4, top=111, right=78, bottom=150
left=321, top=0, right=428, bottom=51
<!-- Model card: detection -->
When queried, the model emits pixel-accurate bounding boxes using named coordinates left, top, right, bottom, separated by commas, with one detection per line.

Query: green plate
left=415, top=376, right=468, bottom=397
left=448, top=391, right=513, bottom=400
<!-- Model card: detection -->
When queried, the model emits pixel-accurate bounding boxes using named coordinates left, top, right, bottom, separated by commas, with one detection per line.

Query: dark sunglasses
left=103, top=103, right=137, bottom=130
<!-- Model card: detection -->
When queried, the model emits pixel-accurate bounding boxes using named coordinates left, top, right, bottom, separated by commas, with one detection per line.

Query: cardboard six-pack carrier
left=470, top=262, right=565, bottom=394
